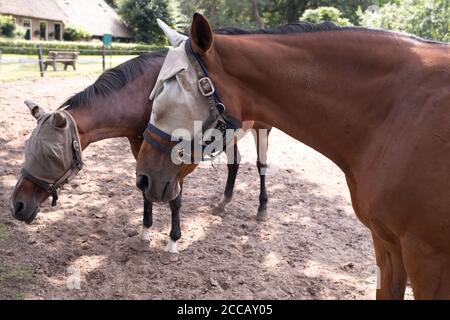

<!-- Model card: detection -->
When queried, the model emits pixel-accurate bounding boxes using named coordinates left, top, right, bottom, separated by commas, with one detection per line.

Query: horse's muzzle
left=11, top=199, right=39, bottom=224
left=136, top=173, right=178, bottom=202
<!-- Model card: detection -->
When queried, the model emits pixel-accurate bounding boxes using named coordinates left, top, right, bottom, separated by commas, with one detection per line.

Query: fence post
left=102, top=45, right=106, bottom=71
left=37, top=45, right=44, bottom=77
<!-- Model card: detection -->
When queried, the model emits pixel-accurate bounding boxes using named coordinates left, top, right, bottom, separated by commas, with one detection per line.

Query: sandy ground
left=0, top=76, right=414, bottom=300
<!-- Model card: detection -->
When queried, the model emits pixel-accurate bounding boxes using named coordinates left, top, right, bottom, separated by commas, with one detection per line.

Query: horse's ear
left=52, top=112, right=67, bottom=129
left=190, top=13, right=213, bottom=54
left=24, top=100, right=46, bottom=120
left=157, top=19, right=187, bottom=47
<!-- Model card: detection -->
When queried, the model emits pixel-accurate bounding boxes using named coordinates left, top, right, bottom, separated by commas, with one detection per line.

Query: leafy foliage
left=63, top=25, right=92, bottom=41
left=0, top=15, right=17, bottom=38
left=177, top=0, right=305, bottom=28
left=176, top=0, right=380, bottom=29
left=359, top=0, right=449, bottom=41
left=301, top=6, right=352, bottom=26
left=104, top=0, right=119, bottom=8
left=119, top=0, right=172, bottom=44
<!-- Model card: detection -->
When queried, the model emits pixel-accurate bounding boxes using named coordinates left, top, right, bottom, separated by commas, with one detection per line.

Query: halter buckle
left=198, top=77, right=215, bottom=97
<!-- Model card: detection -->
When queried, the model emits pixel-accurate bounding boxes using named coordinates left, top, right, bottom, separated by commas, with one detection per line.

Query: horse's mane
left=60, top=50, right=168, bottom=109
left=215, top=21, right=341, bottom=35
left=215, top=21, right=446, bottom=45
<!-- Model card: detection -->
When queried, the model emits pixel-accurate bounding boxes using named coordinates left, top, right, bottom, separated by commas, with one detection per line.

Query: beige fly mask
left=146, top=19, right=242, bottom=164
left=149, top=39, right=211, bottom=140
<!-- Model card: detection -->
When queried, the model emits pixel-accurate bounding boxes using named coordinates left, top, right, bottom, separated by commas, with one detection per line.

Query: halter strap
left=185, top=39, right=242, bottom=131
left=144, top=123, right=181, bottom=156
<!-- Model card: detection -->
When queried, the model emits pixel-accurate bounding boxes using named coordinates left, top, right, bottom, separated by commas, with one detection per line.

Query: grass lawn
left=0, top=54, right=139, bottom=82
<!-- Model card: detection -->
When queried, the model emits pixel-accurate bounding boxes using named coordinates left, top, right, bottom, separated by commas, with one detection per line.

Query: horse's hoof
left=256, top=209, right=268, bottom=222
left=140, top=227, right=151, bottom=242
left=160, top=251, right=179, bottom=265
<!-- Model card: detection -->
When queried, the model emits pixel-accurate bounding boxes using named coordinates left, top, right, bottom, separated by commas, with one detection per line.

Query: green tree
left=104, top=0, right=119, bottom=8
left=301, top=6, right=352, bottom=26
left=120, top=0, right=173, bottom=44
left=359, top=0, right=449, bottom=41
left=178, top=0, right=261, bottom=29
left=175, top=0, right=448, bottom=31
left=257, top=0, right=382, bottom=26
left=0, top=15, right=16, bottom=38
left=176, top=0, right=383, bottom=29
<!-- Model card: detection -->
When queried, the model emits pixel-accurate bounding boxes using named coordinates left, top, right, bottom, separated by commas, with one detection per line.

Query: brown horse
left=10, top=50, right=272, bottom=255
left=135, top=14, right=450, bottom=299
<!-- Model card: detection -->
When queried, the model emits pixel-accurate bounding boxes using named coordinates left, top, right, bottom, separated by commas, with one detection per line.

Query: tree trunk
left=250, top=0, right=265, bottom=28
left=284, top=0, right=309, bottom=23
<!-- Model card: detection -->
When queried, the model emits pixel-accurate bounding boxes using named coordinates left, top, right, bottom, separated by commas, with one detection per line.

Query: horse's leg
left=401, top=236, right=450, bottom=299
left=214, top=143, right=241, bottom=214
left=372, top=233, right=407, bottom=300
left=253, top=126, right=271, bottom=221
left=128, top=137, right=153, bottom=241
left=165, top=181, right=183, bottom=254
left=141, top=193, right=152, bottom=241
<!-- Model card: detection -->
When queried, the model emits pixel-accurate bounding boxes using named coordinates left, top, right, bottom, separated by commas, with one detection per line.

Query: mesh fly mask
left=21, top=110, right=83, bottom=206
left=143, top=39, right=242, bottom=163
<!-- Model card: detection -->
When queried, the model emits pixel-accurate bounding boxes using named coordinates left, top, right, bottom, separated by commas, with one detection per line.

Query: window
left=39, top=21, right=47, bottom=40
left=23, top=19, right=31, bottom=40
left=54, top=23, right=62, bottom=41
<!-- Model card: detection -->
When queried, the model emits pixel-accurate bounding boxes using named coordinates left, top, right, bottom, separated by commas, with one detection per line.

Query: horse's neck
left=67, top=70, right=156, bottom=149
left=213, top=31, right=421, bottom=174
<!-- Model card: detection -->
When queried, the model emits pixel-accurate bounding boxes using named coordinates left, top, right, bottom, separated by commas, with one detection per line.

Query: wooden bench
left=43, top=51, right=79, bottom=71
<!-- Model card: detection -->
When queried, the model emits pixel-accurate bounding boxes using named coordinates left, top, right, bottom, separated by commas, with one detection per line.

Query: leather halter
left=21, top=111, right=84, bottom=206
left=144, top=39, right=242, bottom=162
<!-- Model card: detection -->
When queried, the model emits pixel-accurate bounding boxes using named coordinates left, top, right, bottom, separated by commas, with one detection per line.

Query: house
left=0, top=0, right=132, bottom=41
left=56, top=0, right=133, bottom=41
left=0, top=0, right=66, bottom=40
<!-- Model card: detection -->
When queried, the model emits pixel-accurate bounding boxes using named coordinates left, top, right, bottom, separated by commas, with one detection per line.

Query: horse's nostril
left=14, top=201, right=24, bottom=215
left=136, top=174, right=150, bottom=192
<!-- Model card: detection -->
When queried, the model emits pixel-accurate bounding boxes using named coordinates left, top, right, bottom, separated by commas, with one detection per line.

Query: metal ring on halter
left=216, top=103, right=225, bottom=114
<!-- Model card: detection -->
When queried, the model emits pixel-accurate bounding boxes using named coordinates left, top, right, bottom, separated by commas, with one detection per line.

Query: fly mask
left=21, top=101, right=83, bottom=206
left=143, top=22, right=242, bottom=163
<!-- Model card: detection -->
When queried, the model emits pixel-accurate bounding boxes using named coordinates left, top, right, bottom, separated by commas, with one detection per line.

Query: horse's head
left=136, top=15, right=243, bottom=202
left=10, top=101, right=83, bottom=223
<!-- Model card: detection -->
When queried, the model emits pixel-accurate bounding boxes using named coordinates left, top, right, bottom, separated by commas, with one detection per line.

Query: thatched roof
left=0, top=0, right=66, bottom=21
left=56, top=0, right=132, bottom=38
left=0, top=0, right=132, bottom=39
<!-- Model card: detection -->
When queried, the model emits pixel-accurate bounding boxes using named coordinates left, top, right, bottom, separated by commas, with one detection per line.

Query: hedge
left=0, top=38, right=166, bottom=55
